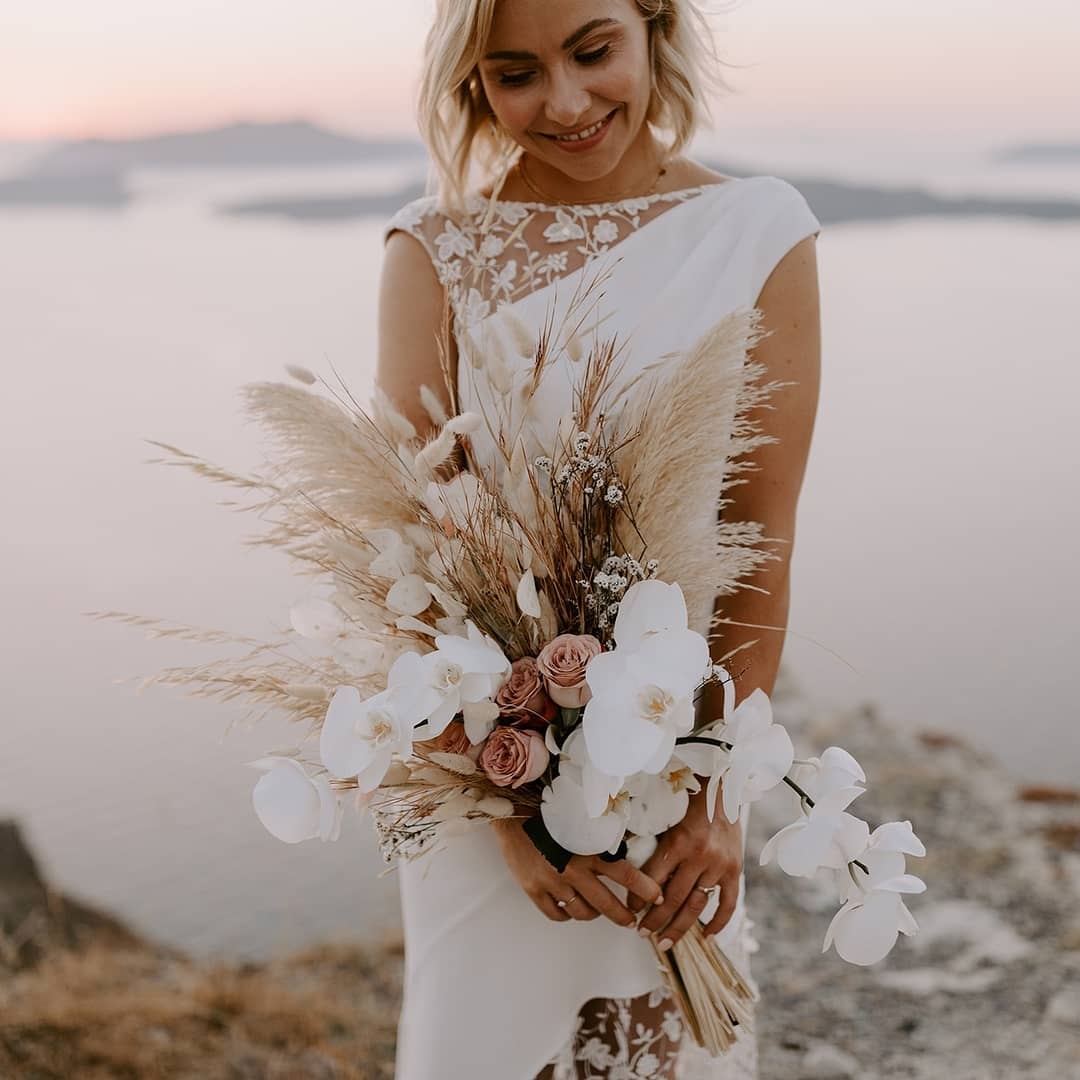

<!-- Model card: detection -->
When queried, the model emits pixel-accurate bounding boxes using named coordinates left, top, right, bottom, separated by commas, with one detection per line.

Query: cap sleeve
left=748, top=177, right=822, bottom=306
left=382, top=194, right=444, bottom=266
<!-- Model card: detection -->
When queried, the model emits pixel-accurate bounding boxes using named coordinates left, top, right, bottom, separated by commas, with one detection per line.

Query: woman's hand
left=492, top=818, right=664, bottom=929
left=627, top=785, right=742, bottom=951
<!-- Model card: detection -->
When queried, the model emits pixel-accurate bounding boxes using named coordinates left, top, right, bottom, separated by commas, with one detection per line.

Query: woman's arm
left=702, top=232, right=822, bottom=711
left=629, top=234, right=823, bottom=948
left=376, top=230, right=456, bottom=437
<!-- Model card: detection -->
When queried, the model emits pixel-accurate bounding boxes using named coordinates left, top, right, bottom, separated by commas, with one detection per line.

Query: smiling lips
left=540, top=108, right=617, bottom=144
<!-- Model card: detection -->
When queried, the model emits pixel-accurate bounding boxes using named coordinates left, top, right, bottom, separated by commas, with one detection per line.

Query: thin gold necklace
left=518, top=153, right=669, bottom=206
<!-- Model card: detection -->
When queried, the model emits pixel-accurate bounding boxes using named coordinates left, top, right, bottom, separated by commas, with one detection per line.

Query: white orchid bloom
left=675, top=686, right=793, bottom=825
left=403, top=621, right=511, bottom=741
left=790, top=746, right=866, bottom=802
left=611, top=579, right=693, bottom=651
left=583, top=626, right=708, bottom=777
left=707, top=688, right=794, bottom=824
left=559, top=728, right=624, bottom=818
left=759, top=786, right=870, bottom=878
left=250, top=756, right=342, bottom=844
left=822, top=820, right=927, bottom=965
left=833, top=820, right=927, bottom=903
left=540, top=772, right=630, bottom=856
left=319, top=681, right=417, bottom=792
left=626, top=760, right=701, bottom=838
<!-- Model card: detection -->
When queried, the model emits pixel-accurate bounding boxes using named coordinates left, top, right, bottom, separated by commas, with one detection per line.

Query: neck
left=519, top=128, right=668, bottom=204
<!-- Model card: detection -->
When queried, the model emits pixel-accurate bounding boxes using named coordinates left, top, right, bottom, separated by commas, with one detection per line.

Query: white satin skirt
left=393, top=806, right=755, bottom=1080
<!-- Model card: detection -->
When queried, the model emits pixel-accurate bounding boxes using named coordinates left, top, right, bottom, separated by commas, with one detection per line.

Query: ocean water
left=1, top=152, right=1077, bottom=958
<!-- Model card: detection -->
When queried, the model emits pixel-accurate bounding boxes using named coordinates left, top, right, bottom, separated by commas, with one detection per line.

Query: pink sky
left=1, top=0, right=1076, bottom=142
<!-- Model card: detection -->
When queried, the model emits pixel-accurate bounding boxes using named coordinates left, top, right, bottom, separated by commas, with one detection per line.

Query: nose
left=544, top=66, right=591, bottom=130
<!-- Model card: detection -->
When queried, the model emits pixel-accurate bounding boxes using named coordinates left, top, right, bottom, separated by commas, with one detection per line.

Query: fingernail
left=656, top=894, right=664, bottom=906
left=658, top=938, right=673, bottom=952
left=638, top=927, right=652, bottom=939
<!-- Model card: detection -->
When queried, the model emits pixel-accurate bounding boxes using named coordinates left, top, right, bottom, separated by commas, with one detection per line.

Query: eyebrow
left=483, top=18, right=617, bottom=61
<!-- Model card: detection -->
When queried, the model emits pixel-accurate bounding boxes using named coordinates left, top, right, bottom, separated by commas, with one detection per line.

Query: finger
left=638, top=862, right=697, bottom=936
left=559, top=890, right=600, bottom=921
left=569, top=870, right=637, bottom=929
left=592, top=857, right=664, bottom=908
left=655, top=875, right=713, bottom=951
left=535, top=892, right=571, bottom=923
left=702, top=871, right=740, bottom=938
left=640, top=843, right=679, bottom=897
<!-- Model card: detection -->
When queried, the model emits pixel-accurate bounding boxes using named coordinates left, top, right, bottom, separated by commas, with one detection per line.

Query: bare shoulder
left=663, top=157, right=738, bottom=191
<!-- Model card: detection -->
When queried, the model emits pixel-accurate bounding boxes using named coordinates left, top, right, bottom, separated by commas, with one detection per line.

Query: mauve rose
left=421, top=720, right=479, bottom=759
left=495, top=657, right=556, bottom=728
left=537, top=633, right=602, bottom=708
left=479, top=726, right=549, bottom=789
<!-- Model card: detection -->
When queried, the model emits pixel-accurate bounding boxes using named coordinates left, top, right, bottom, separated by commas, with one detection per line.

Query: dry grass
left=0, top=937, right=403, bottom=1079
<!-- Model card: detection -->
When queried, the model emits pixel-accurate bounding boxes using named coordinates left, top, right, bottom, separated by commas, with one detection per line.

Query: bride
left=378, top=1, right=821, bottom=1076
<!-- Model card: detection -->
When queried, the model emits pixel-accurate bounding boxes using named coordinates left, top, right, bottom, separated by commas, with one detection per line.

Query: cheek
left=595, top=55, right=651, bottom=110
left=482, top=79, right=540, bottom=135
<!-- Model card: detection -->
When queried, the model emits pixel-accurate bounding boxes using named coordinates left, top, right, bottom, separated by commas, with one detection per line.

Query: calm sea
left=1, top=140, right=1077, bottom=958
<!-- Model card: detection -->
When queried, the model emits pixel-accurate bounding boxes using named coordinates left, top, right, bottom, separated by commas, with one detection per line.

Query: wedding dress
left=382, top=173, right=822, bottom=1079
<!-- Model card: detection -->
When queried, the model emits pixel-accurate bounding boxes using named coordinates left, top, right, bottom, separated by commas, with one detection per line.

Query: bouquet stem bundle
left=653, top=926, right=757, bottom=1055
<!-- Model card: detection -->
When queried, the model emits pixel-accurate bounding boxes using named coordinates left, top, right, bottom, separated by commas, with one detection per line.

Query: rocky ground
left=748, top=698, right=1080, bottom=1080
left=2, top=693, right=1079, bottom=1079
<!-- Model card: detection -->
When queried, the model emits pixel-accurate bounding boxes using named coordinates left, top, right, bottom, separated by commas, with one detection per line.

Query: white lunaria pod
left=386, top=574, right=433, bottom=617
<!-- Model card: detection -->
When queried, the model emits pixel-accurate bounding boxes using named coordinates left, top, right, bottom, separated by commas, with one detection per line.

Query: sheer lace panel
left=537, top=909, right=759, bottom=1080
left=386, top=186, right=726, bottom=332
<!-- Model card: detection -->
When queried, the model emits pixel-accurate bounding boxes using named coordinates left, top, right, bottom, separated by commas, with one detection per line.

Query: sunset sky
left=2, top=0, right=1076, bottom=143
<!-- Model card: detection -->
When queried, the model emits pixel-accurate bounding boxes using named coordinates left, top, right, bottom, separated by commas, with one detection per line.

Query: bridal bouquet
left=96, top=270, right=925, bottom=1055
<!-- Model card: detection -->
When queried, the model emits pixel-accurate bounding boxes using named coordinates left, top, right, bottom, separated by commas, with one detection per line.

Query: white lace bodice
left=384, top=183, right=732, bottom=332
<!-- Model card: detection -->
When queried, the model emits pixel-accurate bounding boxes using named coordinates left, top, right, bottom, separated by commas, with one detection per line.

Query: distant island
left=221, top=175, right=1080, bottom=228
left=0, top=119, right=426, bottom=208
left=3, top=120, right=1080, bottom=225
left=23, top=119, right=425, bottom=175
left=995, top=141, right=1080, bottom=163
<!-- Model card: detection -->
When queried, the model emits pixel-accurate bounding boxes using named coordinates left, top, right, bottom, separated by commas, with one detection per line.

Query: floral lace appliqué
left=539, top=910, right=760, bottom=1080
left=388, top=187, right=717, bottom=332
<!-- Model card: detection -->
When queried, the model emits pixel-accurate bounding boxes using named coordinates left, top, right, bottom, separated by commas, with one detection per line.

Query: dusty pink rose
left=537, top=633, right=602, bottom=708
left=421, top=720, right=479, bottom=760
left=495, top=657, right=557, bottom=729
left=479, top=726, right=550, bottom=789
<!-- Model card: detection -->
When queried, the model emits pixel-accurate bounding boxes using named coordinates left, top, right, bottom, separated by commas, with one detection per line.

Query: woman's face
left=478, top=0, right=654, bottom=184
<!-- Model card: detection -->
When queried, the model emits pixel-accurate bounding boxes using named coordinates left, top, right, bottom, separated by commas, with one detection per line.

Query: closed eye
left=576, top=44, right=611, bottom=65
left=496, top=43, right=613, bottom=87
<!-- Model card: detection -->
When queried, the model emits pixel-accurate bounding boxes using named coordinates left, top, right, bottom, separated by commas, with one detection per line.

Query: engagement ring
left=556, top=894, right=579, bottom=909
left=697, top=884, right=719, bottom=898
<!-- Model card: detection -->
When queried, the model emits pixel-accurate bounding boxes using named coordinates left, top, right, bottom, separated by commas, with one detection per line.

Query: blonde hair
left=417, top=0, right=734, bottom=215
